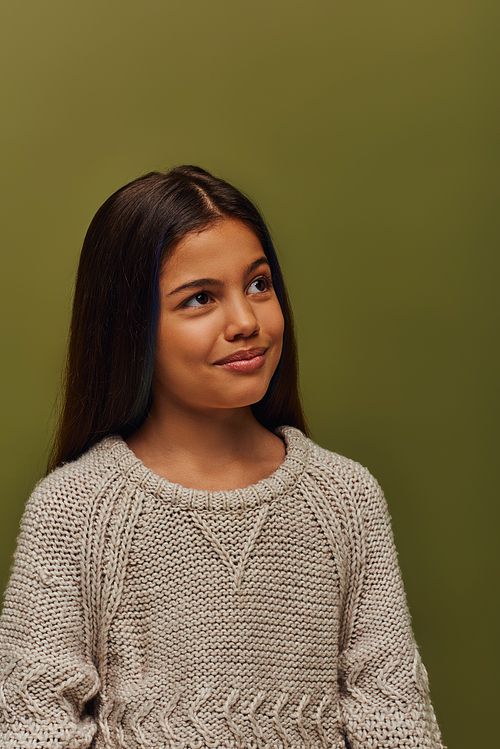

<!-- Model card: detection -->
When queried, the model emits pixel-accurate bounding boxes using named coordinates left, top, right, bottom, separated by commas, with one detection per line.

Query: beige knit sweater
left=0, top=427, right=443, bottom=749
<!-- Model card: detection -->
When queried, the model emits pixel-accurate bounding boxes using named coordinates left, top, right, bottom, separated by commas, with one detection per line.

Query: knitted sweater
left=0, top=427, right=443, bottom=749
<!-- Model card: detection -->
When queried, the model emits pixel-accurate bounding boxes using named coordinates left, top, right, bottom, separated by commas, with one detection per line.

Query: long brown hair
left=48, top=166, right=307, bottom=473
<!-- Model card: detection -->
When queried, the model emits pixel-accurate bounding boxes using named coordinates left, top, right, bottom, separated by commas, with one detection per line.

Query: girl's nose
left=224, top=296, right=260, bottom=340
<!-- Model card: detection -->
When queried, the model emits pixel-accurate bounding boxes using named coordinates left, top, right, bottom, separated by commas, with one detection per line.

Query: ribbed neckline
left=95, top=426, right=310, bottom=512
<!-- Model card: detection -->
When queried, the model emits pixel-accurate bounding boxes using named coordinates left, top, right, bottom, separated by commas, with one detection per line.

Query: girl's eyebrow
left=167, top=256, right=269, bottom=296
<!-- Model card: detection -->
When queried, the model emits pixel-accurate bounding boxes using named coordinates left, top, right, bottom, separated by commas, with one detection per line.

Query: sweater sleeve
left=337, top=466, right=444, bottom=749
left=0, top=473, right=100, bottom=749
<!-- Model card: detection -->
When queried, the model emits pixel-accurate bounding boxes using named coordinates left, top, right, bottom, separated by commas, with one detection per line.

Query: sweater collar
left=95, top=426, right=310, bottom=511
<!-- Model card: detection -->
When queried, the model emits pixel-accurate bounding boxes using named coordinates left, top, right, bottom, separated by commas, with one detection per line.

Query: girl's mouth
left=214, top=347, right=267, bottom=372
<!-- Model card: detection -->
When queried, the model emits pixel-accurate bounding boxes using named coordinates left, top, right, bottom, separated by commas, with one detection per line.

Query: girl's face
left=151, top=218, right=284, bottom=418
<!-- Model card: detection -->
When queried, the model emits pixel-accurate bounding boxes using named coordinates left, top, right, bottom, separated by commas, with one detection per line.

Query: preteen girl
left=0, top=166, right=444, bottom=748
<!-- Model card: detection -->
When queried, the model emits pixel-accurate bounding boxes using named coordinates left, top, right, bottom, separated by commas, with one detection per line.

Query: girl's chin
left=198, top=390, right=271, bottom=414
left=154, top=373, right=274, bottom=416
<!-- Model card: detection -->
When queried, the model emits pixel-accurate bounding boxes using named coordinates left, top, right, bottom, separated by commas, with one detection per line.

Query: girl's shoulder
left=297, top=430, right=384, bottom=501
left=5, top=439, right=124, bottom=595
left=290, top=428, right=391, bottom=531
left=25, top=436, right=123, bottom=528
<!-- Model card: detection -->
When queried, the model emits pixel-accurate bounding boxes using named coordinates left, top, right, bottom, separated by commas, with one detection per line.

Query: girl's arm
left=337, top=466, right=444, bottom=749
left=0, top=472, right=100, bottom=749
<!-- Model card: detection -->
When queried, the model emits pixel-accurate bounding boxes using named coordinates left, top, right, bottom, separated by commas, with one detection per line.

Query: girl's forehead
left=162, top=219, right=266, bottom=279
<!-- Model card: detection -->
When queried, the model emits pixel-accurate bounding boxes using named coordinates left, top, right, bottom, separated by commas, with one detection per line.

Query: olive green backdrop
left=1, top=1, right=498, bottom=746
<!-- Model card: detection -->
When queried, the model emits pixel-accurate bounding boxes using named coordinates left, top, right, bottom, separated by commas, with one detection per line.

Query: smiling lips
left=214, top=347, right=267, bottom=372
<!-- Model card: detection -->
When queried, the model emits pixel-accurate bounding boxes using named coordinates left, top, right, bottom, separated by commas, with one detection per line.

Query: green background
left=1, top=2, right=499, bottom=746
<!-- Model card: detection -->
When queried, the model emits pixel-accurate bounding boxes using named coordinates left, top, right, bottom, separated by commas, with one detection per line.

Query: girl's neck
left=126, top=404, right=286, bottom=492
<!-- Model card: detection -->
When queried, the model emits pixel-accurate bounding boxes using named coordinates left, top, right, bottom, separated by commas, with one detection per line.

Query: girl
left=0, top=166, right=443, bottom=749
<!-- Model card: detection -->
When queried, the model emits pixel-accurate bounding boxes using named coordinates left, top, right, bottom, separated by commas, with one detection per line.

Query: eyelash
left=248, top=273, right=273, bottom=294
left=182, top=274, right=273, bottom=308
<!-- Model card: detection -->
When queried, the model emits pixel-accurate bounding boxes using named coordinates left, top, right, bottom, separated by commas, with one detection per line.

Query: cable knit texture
left=0, top=427, right=444, bottom=749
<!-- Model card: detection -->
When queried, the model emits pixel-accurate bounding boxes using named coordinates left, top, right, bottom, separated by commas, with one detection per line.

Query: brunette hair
left=48, top=165, right=307, bottom=472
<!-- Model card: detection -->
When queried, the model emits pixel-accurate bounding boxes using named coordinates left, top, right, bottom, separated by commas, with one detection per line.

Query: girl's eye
left=248, top=276, right=271, bottom=294
left=184, top=291, right=211, bottom=307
